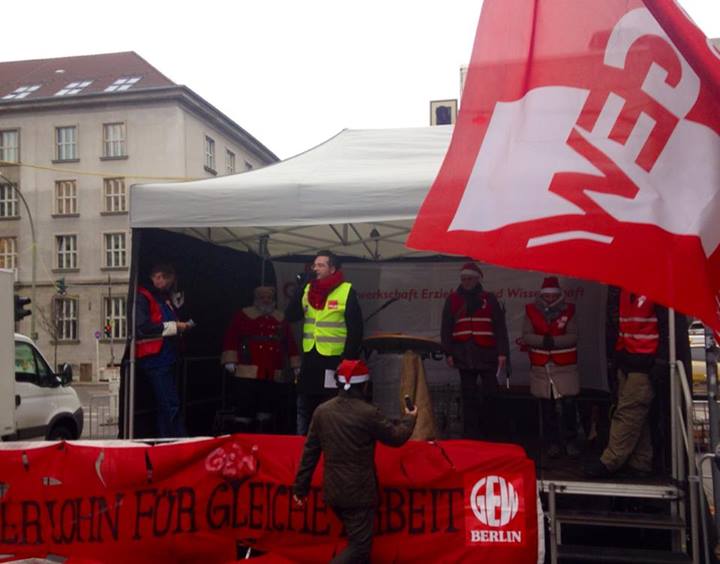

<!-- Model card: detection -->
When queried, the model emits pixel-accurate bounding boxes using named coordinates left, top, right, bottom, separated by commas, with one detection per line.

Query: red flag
left=408, top=0, right=720, bottom=329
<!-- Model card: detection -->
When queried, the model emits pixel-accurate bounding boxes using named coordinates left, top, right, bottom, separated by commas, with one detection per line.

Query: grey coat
left=521, top=301, right=580, bottom=399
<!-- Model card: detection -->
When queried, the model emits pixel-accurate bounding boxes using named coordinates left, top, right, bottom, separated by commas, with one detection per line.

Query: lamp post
left=0, top=164, right=37, bottom=340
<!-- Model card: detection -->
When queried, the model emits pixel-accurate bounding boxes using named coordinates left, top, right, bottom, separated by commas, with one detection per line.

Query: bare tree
left=35, top=298, right=60, bottom=370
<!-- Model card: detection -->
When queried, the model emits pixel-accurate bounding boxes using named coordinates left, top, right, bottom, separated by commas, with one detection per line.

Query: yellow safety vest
left=302, top=282, right=351, bottom=356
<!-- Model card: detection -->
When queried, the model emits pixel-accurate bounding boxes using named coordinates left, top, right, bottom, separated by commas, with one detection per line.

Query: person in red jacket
left=441, top=262, right=509, bottom=439
left=221, top=286, right=300, bottom=431
left=135, top=263, right=193, bottom=438
left=520, top=276, right=580, bottom=458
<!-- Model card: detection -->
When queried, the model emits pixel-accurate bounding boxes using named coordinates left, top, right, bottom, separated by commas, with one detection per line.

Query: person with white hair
left=221, top=285, right=300, bottom=432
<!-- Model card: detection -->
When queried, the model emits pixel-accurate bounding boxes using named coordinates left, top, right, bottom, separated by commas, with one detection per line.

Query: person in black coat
left=285, top=251, right=363, bottom=435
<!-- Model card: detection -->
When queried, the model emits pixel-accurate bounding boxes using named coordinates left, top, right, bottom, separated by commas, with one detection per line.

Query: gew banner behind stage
left=0, top=436, right=540, bottom=563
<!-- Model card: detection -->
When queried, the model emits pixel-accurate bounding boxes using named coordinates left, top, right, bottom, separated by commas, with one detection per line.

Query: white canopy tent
left=130, top=126, right=453, bottom=260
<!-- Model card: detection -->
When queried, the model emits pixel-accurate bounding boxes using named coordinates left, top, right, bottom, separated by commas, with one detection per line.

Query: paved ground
left=72, top=381, right=119, bottom=439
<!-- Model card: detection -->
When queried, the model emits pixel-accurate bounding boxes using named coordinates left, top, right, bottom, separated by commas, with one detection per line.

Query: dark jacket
left=293, top=388, right=415, bottom=508
left=440, top=283, right=509, bottom=369
left=135, top=286, right=184, bottom=368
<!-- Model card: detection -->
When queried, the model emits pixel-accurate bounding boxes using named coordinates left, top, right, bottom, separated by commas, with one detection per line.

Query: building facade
left=0, top=52, right=277, bottom=380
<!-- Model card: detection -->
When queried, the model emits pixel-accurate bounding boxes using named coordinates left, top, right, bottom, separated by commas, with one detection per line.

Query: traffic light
left=104, top=322, right=112, bottom=338
left=14, top=295, right=31, bottom=322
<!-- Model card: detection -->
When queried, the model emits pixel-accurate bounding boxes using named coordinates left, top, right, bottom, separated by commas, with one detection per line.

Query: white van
left=5, top=333, right=84, bottom=441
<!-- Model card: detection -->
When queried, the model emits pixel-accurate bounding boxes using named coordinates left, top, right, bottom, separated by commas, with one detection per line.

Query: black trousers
left=331, top=506, right=375, bottom=564
left=460, top=367, right=498, bottom=439
left=540, top=396, right=578, bottom=446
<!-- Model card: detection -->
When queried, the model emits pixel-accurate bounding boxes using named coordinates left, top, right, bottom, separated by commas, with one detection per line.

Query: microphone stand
left=363, top=297, right=399, bottom=324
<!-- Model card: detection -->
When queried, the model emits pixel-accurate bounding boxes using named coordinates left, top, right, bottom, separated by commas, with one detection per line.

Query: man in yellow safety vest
left=285, top=251, right=363, bottom=434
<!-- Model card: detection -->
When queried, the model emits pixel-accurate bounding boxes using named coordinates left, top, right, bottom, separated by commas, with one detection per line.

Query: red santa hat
left=460, top=262, right=483, bottom=278
left=540, top=276, right=562, bottom=294
left=336, top=359, right=370, bottom=391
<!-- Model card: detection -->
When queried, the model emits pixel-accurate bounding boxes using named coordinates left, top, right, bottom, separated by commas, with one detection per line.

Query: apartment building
left=0, top=52, right=278, bottom=380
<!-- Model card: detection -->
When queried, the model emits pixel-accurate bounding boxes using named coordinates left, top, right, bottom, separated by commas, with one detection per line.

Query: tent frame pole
left=704, top=324, right=720, bottom=542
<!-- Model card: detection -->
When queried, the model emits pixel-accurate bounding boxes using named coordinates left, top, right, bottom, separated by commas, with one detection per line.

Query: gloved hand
left=543, top=334, right=554, bottom=350
left=224, top=363, right=236, bottom=373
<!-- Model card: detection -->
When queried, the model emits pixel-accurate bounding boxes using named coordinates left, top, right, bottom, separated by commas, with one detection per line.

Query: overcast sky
left=2, top=1, right=718, bottom=159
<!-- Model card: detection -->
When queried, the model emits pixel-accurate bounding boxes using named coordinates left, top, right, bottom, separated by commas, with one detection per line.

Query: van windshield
left=15, top=341, right=52, bottom=383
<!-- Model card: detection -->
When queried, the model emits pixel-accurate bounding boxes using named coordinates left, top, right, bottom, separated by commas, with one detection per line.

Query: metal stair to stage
left=541, top=479, right=693, bottom=564
left=536, top=355, right=718, bottom=564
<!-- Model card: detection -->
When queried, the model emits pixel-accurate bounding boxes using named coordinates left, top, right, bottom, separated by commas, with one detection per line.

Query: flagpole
left=704, top=325, right=720, bottom=542
left=669, top=309, right=679, bottom=482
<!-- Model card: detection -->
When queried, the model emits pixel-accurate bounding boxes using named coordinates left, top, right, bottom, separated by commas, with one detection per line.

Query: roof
left=0, top=51, right=175, bottom=102
left=0, top=51, right=278, bottom=164
left=130, top=126, right=453, bottom=260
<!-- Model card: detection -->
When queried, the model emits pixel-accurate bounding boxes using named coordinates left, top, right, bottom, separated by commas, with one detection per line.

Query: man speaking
left=285, top=251, right=363, bottom=435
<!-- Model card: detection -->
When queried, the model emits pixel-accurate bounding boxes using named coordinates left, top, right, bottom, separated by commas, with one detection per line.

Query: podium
left=363, top=334, right=445, bottom=441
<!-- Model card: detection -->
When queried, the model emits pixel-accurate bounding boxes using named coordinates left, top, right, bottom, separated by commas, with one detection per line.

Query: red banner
left=0, top=436, right=539, bottom=563
left=408, top=0, right=720, bottom=330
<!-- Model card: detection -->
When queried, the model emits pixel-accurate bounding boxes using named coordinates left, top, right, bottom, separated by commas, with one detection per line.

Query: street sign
left=94, top=331, right=101, bottom=340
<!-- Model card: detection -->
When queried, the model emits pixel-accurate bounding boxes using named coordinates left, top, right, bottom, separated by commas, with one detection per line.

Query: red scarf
left=308, top=270, right=345, bottom=309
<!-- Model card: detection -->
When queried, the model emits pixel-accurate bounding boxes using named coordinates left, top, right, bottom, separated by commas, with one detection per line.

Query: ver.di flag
left=407, top=0, right=720, bottom=329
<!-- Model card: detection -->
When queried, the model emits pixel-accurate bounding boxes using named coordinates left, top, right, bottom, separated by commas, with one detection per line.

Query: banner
left=275, top=261, right=607, bottom=390
left=407, top=0, right=720, bottom=330
left=0, top=436, right=540, bottom=563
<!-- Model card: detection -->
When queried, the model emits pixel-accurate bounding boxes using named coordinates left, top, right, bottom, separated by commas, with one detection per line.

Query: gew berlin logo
left=469, top=475, right=522, bottom=544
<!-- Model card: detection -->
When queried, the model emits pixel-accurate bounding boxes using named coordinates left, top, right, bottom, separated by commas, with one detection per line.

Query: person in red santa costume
left=221, top=286, right=300, bottom=431
left=521, top=276, right=580, bottom=459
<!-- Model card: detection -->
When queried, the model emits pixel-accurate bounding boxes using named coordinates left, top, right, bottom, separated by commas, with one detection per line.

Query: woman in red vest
left=521, top=276, right=580, bottom=458
left=135, top=263, right=193, bottom=438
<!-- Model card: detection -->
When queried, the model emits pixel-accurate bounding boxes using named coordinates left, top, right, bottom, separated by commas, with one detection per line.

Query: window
left=244, top=160, right=254, bottom=171
left=104, top=77, right=141, bottom=92
left=56, top=235, right=78, bottom=270
left=54, top=297, right=78, bottom=341
left=0, top=130, right=19, bottom=163
left=103, top=178, right=126, bottom=213
left=103, top=233, right=127, bottom=268
left=2, top=85, right=40, bottom=100
left=54, top=80, right=92, bottom=96
left=55, top=126, right=77, bottom=161
left=0, top=237, right=16, bottom=269
left=104, top=296, right=127, bottom=339
left=204, top=136, right=216, bottom=171
left=15, top=341, right=51, bottom=383
left=102, top=123, right=126, bottom=157
left=226, top=150, right=236, bottom=175
left=54, top=180, right=77, bottom=215
left=0, top=184, right=18, bottom=218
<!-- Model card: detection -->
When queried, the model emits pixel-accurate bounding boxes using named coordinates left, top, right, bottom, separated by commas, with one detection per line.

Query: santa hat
left=540, top=276, right=562, bottom=294
left=336, top=359, right=370, bottom=391
left=460, top=262, right=483, bottom=278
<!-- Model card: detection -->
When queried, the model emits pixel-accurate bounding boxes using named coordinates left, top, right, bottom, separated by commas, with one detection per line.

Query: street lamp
left=0, top=163, right=37, bottom=340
